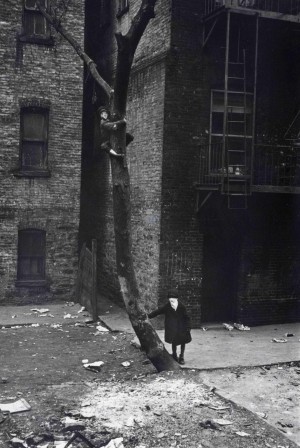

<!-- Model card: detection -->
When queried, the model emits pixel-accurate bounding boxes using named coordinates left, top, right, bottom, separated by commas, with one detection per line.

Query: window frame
left=18, top=106, right=50, bottom=178
left=116, top=0, right=129, bottom=18
left=16, top=229, right=46, bottom=287
left=20, top=0, right=53, bottom=45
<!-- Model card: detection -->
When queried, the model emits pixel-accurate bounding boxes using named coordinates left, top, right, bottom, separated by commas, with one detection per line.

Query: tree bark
left=38, top=0, right=180, bottom=372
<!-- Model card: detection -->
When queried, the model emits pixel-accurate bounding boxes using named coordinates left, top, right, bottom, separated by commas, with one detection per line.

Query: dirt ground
left=0, top=322, right=298, bottom=448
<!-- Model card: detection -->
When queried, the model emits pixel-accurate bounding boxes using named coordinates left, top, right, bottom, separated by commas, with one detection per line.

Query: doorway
left=201, top=221, right=241, bottom=323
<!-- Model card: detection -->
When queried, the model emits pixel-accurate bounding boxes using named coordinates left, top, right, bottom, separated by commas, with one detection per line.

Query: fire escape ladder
left=226, top=50, right=249, bottom=209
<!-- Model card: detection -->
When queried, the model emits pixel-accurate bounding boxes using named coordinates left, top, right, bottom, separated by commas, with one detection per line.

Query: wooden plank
left=91, top=239, right=98, bottom=322
left=75, top=242, right=86, bottom=305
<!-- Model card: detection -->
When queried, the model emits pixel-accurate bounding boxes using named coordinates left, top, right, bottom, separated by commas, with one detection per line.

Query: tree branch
left=37, top=2, right=113, bottom=99
left=113, top=0, right=158, bottom=114
left=125, top=0, right=157, bottom=50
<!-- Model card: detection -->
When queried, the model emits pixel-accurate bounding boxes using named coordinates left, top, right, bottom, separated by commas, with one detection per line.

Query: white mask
left=169, top=298, right=178, bottom=311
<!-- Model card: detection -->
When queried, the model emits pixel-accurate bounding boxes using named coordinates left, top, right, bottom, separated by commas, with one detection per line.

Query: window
left=17, top=230, right=46, bottom=284
left=20, top=108, right=49, bottom=174
left=117, top=0, right=129, bottom=17
left=23, top=0, right=50, bottom=40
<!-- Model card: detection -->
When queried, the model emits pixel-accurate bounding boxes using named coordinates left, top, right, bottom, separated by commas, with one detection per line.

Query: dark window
left=23, top=0, right=49, bottom=38
left=117, top=0, right=129, bottom=17
left=17, top=230, right=46, bottom=282
left=20, top=108, right=49, bottom=173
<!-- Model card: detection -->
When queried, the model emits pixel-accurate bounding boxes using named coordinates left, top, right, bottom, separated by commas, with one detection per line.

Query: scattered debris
left=51, top=324, right=62, bottom=329
left=9, top=436, right=27, bottom=448
left=199, top=419, right=220, bottom=430
left=277, top=421, right=294, bottom=428
left=208, top=405, right=230, bottom=411
left=235, top=431, right=250, bottom=437
left=201, top=327, right=208, bottom=331
left=0, top=398, right=31, bottom=413
left=31, top=308, right=50, bottom=314
left=64, top=314, right=76, bottom=319
left=31, top=323, right=40, bottom=327
left=78, top=306, right=86, bottom=313
left=59, top=431, right=95, bottom=448
left=61, top=417, right=86, bottom=432
left=284, top=333, right=294, bottom=337
left=104, top=438, right=124, bottom=448
left=233, top=323, right=250, bottom=331
left=121, top=361, right=131, bottom=368
left=95, top=325, right=109, bottom=332
left=125, top=416, right=135, bottom=427
left=223, top=323, right=234, bottom=331
left=83, top=361, right=104, bottom=372
left=1, top=377, right=8, bottom=383
left=256, top=412, right=267, bottom=419
left=213, top=419, right=233, bottom=426
left=272, top=338, right=287, bottom=343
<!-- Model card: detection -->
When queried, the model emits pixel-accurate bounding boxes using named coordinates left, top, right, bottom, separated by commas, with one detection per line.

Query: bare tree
left=38, top=0, right=180, bottom=372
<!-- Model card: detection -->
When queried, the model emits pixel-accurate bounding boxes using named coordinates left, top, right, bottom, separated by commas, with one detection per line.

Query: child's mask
left=169, top=298, right=178, bottom=311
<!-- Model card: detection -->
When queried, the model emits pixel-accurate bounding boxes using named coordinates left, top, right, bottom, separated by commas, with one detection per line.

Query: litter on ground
left=235, top=431, right=250, bottom=437
left=31, top=308, right=50, bottom=314
left=272, top=338, right=288, bottom=343
left=233, top=323, right=250, bottom=331
left=0, top=398, right=31, bottom=413
left=121, top=361, right=131, bottom=367
left=83, top=361, right=104, bottom=372
left=213, top=418, right=233, bottom=426
left=96, top=325, right=109, bottom=332
left=223, top=323, right=234, bottom=331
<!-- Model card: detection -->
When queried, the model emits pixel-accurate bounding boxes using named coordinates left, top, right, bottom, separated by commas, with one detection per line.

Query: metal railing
left=253, top=144, right=300, bottom=186
left=197, top=143, right=300, bottom=188
left=204, top=0, right=300, bottom=16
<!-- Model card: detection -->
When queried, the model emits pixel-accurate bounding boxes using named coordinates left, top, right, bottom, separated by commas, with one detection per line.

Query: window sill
left=15, top=280, right=47, bottom=288
left=13, top=169, right=51, bottom=178
left=116, top=5, right=129, bottom=18
left=18, top=35, right=54, bottom=46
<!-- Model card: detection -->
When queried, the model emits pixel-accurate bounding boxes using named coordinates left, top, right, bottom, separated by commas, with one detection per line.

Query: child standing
left=148, top=290, right=192, bottom=365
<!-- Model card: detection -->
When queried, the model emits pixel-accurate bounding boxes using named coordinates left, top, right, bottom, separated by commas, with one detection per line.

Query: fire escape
left=196, top=0, right=300, bottom=209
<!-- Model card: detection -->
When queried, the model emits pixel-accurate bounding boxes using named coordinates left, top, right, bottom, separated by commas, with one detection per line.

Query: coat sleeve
left=148, top=304, right=167, bottom=319
left=181, top=304, right=191, bottom=330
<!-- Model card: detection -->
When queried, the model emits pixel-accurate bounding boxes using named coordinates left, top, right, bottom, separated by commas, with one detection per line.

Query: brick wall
left=158, top=0, right=203, bottom=327
left=0, top=1, right=84, bottom=304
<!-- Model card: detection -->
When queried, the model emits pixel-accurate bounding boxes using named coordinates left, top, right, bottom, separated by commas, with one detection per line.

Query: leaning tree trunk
left=38, top=0, right=180, bottom=371
left=109, top=0, right=179, bottom=372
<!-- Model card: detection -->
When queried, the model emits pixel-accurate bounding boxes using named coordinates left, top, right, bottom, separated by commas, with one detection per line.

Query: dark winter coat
left=148, top=301, right=192, bottom=345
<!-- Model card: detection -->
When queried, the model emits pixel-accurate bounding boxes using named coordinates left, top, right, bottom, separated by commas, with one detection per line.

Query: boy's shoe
left=179, top=355, right=185, bottom=365
left=172, top=353, right=178, bottom=362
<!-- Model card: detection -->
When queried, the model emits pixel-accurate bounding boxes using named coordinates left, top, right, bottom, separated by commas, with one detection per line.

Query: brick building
left=81, top=0, right=300, bottom=327
left=0, top=1, right=84, bottom=304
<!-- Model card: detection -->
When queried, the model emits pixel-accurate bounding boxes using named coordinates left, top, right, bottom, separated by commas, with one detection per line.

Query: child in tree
left=98, top=106, right=133, bottom=158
